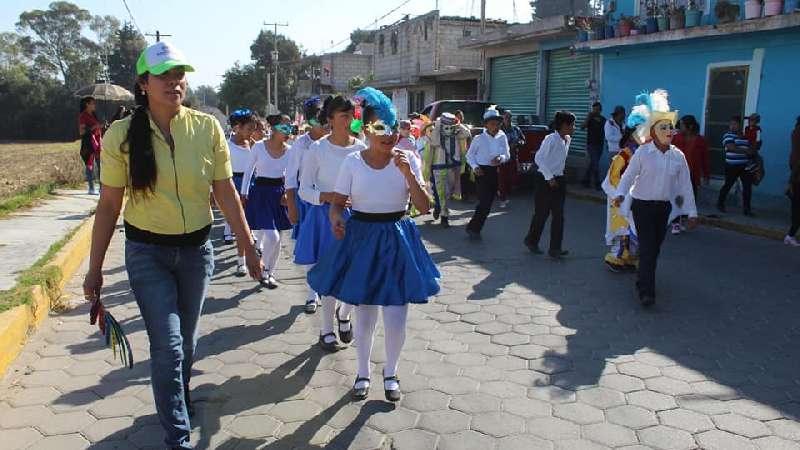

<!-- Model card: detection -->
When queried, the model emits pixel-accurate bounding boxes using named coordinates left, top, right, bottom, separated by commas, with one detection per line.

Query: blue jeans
left=125, top=239, right=214, bottom=449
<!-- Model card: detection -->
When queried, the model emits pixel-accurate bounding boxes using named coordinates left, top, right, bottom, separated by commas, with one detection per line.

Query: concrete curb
left=567, top=190, right=785, bottom=241
left=0, top=215, right=95, bottom=378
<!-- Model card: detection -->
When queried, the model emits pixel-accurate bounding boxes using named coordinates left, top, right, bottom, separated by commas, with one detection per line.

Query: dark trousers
left=790, top=181, right=800, bottom=237
left=467, top=165, right=498, bottom=233
left=582, top=144, right=604, bottom=187
left=718, top=164, right=754, bottom=212
left=631, top=199, right=671, bottom=299
left=525, top=174, right=566, bottom=253
left=497, top=159, right=516, bottom=201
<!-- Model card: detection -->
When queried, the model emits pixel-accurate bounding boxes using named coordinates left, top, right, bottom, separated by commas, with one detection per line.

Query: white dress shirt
left=299, top=136, right=367, bottom=205
left=240, top=141, right=289, bottom=195
left=228, top=139, right=253, bottom=174
left=466, top=130, right=510, bottom=169
left=604, top=119, right=623, bottom=154
left=615, top=142, right=697, bottom=217
left=284, top=133, right=318, bottom=190
left=334, top=150, right=425, bottom=213
left=535, top=132, right=570, bottom=180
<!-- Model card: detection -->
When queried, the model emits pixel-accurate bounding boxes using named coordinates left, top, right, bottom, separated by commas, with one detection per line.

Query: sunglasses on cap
left=308, top=118, right=322, bottom=127
left=273, top=124, right=296, bottom=135
left=232, top=109, right=253, bottom=117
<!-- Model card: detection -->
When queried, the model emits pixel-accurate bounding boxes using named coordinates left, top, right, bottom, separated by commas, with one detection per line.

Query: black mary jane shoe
left=336, top=306, right=353, bottom=344
left=318, top=333, right=339, bottom=353
left=383, top=375, right=402, bottom=402
left=352, top=377, right=370, bottom=401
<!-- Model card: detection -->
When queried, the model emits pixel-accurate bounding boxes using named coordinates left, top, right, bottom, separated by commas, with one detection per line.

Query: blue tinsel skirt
left=294, top=203, right=350, bottom=265
left=245, top=183, right=291, bottom=231
left=307, top=216, right=440, bottom=306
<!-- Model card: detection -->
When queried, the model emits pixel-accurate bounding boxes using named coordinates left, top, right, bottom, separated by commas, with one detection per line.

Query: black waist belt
left=232, top=172, right=244, bottom=177
left=632, top=199, right=670, bottom=206
left=255, top=177, right=284, bottom=186
left=479, top=165, right=499, bottom=171
left=124, top=221, right=211, bottom=247
left=352, top=210, right=406, bottom=223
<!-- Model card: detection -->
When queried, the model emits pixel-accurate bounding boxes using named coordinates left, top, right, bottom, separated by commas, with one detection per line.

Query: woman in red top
left=673, top=115, right=710, bottom=197
left=78, top=96, right=103, bottom=195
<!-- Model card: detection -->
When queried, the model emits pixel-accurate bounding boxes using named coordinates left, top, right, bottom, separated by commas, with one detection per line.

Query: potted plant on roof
left=715, top=0, right=741, bottom=23
left=685, top=0, right=703, bottom=27
left=745, top=0, right=763, bottom=19
left=617, top=14, right=633, bottom=36
left=656, top=1, right=670, bottom=31
left=669, top=2, right=686, bottom=29
left=594, top=17, right=607, bottom=39
left=644, top=0, right=659, bottom=32
left=765, top=0, right=784, bottom=15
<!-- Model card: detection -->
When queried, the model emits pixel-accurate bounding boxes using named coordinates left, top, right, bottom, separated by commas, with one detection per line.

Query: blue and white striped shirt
left=722, top=131, right=752, bottom=166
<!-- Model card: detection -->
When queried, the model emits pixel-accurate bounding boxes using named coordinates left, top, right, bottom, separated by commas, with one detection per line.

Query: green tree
left=219, top=63, right=268, bottom=115
left=0, top=32, right=26, bottom=70
left=16, top=1, right=104, bottom=89
left=250, top=30, right=303, bottom=113
left=345, top=29, right=375, bottom=53
left=108, top=22, right=146, bottom=90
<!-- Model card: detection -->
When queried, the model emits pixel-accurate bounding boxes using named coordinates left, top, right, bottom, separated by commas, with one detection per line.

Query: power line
left=120, top=0, right=143, bottom=36
left=317, top=0, right=412, bottom=54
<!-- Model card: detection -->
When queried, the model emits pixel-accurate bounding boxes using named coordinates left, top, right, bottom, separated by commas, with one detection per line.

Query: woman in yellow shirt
left=82, top=42, right=261, bottom=450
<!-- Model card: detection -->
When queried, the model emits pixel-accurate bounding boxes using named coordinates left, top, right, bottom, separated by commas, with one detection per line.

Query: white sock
left=301, top=265, right=318, bottom=302
left=355, top=305, right=380, bottom=385
left=224, top=222, right=232, bottom=237
left=382, top=305, right=408, bottom=391
left=237, top=256, right=245, bottom=266
left=338, top=302, right=354, bottom=332
left=257, top=229, right=281, bottom=275
left=320, top=294, right=336, bottom=337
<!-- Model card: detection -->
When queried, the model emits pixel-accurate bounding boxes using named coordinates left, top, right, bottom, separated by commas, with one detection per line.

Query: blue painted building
left=577, top=1, right=800, bottom=207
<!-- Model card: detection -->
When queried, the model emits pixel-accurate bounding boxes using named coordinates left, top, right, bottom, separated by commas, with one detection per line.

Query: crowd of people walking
left=79, top=41, right=798, bottom=449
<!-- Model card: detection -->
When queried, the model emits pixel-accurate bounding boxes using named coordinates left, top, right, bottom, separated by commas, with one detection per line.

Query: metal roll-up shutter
left=489, top=53, right=539, bottom=118
left=546, top=48, right=592, bottom=155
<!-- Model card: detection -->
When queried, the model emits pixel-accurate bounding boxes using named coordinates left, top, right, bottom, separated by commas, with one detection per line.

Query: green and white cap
left=136, top=42, right=195, bottom=76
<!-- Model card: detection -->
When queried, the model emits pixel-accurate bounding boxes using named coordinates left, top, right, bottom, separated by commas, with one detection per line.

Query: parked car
left=516, top=124, right=550, bottom=176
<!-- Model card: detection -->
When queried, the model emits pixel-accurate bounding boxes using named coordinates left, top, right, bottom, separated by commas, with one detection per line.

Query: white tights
left=300, top=265, right=319, bottom=303
left=255, top=229, right=280, bottom=275
left=355, top=305, right=408, bottom=389
left=320, top=295, right=354, bottom=339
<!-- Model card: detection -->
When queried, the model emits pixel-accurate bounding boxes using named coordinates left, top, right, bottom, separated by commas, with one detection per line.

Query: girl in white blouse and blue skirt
left=226, top=109, right=258, bottom=276
left=308, top=88, right=440, bottom=402
left=241, top=115, right=293, bottom=289
left=297, top=95, right=367, bottom=351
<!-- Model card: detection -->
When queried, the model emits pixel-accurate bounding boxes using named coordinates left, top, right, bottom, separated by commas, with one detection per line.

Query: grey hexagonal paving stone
left=555, top=439, right=612, bottom=450
left=583, top=422, right=638, bottom=447
left=657, top=408, right=714, bottom=433
left=527, top=417, right=581, bottom=441
left=491, top=332, right=530, bottom=346
left=7, top=386, right=61, bottom=407
left=443, top=352, right=487, bottom=367
left=27, top=434, right=89, bottom=450
left=753, top=436, right=800, bottom=450
left=462, top=365, right=505, bottom=382
left=527, top=385, right=577, bottom=404
left=389, top=428, right=438, bottom=450
left=429, top=376, right=479, bottom=395
left=626, top=390, right=678, bottom=411
left=675, top=394, right=731, bottom=415
left=439, top=430, right=498, bottom=450
left=553, top=402, right=604, bottom=425
left=606, top=405, right=658, bottom=430
left=400, top=389, right=450, bottom=412
left=768, top=419, right=800, bottom=441
left=36, top=411, right=95, bottom=436
left=727, top=399, right=784, bottom=421
left=0, top=427, right=43, bottom=450
left=637, top=425, right=696, bottom=450
left=713, top=413, right=771, bottom=438
left=480, top=381, right=527, bottom=399
left=617, top=362, right=661, bottom=379
left=88, top=396, right=144, bottom=419
left=502, top=397, right=552, bottom=419
left=498, top=434, right=554, bottom=450
left=226, top=414, right=281, bottom=439
left=269, top=399, right=322, bottom=423
left=416, top=362, right=461, bottom=378
left=418, top=409, right=471, bottom=434
left=82, top=416, right=135, bottom=443
left=0, top=405, right=54, bottom=428
left=576, top=387, right=626, bottom=410
left=645, top=377, right=694, bottom=397
left=366, top=408, right=418, bottom=434
left=472, top=411, right=524, bottom=437
left=428, top=340, right=468, bottom=355
left=487, top=355, right=528, bottom=371
left=598, top=374, right=646, bottom=393
left=451, top=393, right=502, bottom=414
left=696, top=429, right=758, bottom=450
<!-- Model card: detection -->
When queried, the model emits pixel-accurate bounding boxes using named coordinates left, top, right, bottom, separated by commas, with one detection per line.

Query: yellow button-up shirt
left=101, top=107, right=233, bottom=235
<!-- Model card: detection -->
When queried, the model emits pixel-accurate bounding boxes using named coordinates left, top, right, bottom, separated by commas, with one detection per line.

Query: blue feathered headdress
left=355, top=87, right=397, bottom=129
left=626, top=89, right=677, bottom=143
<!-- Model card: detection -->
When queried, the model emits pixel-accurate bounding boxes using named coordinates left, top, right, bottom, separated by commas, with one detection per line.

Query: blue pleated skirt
left=246, top=183, right=291, bottom=231
left=307, top=217, right=440, bottom=306
left=291, top=195, right=311, bottom=240
left=294, top=203, right=351, bottom=265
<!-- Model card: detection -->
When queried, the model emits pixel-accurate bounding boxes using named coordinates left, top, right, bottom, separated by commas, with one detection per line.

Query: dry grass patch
left=0, top=141, right=85, bottom=206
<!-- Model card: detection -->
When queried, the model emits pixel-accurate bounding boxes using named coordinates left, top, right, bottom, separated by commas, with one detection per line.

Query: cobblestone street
left=1, top=194, right=799, bottom=450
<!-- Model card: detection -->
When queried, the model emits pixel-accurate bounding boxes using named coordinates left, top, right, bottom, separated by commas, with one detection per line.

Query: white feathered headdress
left=626, top=89, right=678, bottom=144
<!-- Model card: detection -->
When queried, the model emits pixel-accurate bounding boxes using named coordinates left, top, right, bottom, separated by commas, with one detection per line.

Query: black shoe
left=352, top=377, right=370, bottom=401
left=383, top=375, right=402, bottom=402
left=336, top=306, right=353, bottom=344
left=318, top=333, right=339, bottom=352
left=548, top=250, right=569, bottom=259
left=524, top=239, right=543, bottom=254
left=466, top=228, right=481, bottom=240
left=605, top=260, right=623, bottom=273
left=184, top=386, right=194, bottom=418
left=304, top=298, right=318, bottom=314
left=223, top=235, right=234, bottom=245
left=441, top=216, right=450, bottom=228
left=433, top=208, right=441, bottom=220
left=639, top=295, right=656, bottom=307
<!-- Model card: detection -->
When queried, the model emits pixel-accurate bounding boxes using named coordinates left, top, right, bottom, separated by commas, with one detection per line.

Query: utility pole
left=146, top=30, right=172, bottom=42
left=480, top=0, right=486, bottom=34
left=264, top=21, right=288, bottom=113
